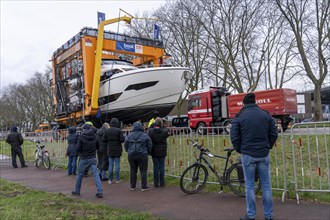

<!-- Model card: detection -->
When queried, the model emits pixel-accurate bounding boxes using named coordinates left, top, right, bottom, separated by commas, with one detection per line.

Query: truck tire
left=197, top=122, right=207, bottom=135
left=223, top=120, right=232, bottom=134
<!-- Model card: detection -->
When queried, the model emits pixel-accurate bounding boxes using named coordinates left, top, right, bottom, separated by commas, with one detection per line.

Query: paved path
left=0, top=163, right=329, bottom=220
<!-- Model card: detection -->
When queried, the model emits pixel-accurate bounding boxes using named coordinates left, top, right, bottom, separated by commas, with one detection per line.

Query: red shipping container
left=227, top=88, right=297, bottom=118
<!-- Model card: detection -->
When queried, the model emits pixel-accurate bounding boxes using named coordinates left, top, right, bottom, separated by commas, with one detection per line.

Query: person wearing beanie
left=243, top=93, right=256, bottom=105
left=148, top=117, right=169, bottom=188
left=102, top=118, right=125, bottom=184
left=124, top=121, right=152, bottom=191
left=230, top=93, right=278, bottom=220
left=148, top=111, right=160, bottom=128
left=72, top=122, right=103, bottom=198
left=6, top=126, right=28, bottom=168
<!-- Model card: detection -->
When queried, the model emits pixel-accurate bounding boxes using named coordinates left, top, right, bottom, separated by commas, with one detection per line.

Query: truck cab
left=188, top=87, right=230, bottom=134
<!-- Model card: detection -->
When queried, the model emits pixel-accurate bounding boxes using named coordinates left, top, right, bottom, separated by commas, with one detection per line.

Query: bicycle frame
left=35, top=141, right=50, bottom=167
left=194, top=146, right=234, bottom=185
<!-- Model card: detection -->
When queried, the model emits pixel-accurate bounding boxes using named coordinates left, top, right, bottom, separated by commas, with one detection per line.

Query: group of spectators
left=5, top=92, right=278, bottom=219
left=68, top=116, right=169, bottom=198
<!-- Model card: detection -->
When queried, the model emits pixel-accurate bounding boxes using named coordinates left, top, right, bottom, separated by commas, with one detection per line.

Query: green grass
left=0, top=179, right=161, bottom=220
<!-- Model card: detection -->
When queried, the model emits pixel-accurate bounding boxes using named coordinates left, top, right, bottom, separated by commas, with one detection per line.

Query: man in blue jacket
left=124, top=122, right=152, bottom=191
left=72, top=123, right=103, bottom=198
left=230, top=93, right=278, bottom=220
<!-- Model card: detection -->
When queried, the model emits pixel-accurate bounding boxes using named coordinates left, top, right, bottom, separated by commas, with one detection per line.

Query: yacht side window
left=101, top=69, right=123, bottom=81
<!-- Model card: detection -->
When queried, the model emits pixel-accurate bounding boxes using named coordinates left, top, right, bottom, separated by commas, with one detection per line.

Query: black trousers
left=128, top=154, right=148, bottom=189
left=97, top=151, right=109, bottom=171
left=11, top=147, right=26, bottom=167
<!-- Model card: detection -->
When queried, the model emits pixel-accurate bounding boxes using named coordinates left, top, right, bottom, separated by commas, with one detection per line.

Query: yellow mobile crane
left=51, top=15, right=167, bottom=126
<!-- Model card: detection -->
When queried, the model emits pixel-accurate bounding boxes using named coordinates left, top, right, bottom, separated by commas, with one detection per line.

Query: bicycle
left=35, top=140, right=51, bottom=170
left=180, top=139, right=261, bottom=197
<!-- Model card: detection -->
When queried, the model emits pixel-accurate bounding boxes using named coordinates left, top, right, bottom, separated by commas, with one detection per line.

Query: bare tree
left=276, top=0, right=330, bottom=121
left=0, top=67, right=54, bottom=131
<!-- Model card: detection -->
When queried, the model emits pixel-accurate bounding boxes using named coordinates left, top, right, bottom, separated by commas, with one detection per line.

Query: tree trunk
left=314, top=84, right=324, bottom=121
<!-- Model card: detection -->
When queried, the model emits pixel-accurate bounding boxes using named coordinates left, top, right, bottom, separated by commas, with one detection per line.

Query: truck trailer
left=188, top=87, right=297, bottom=134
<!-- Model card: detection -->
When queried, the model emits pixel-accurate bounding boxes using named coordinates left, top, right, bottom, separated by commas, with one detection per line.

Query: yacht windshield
left=102, top=60, right=134, bottom=66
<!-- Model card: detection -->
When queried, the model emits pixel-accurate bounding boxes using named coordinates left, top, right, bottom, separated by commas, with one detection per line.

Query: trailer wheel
left=197, top=122, right=207, bottom=135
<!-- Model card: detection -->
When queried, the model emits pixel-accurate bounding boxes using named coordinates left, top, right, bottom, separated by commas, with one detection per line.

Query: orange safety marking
left=318, top=167, right=321, bottom=176
left=180, top=160, right=182, bottom=166
left=299, top=138, right=302, bottom=147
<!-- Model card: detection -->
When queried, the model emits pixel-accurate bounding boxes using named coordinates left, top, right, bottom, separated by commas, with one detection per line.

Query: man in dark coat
left=148, top=117, right=169, bottom=187
left=72, top=123, right=103, bottom=198
left=66, top=126, right=78, bottom=175
left=124, top=122, right=152, bottom=191
left=230, top=93, right=278, bottom=220
left=6, top=126, right=28, bottom=168
left=96, top=122, right=110, bottom=181
left=102, top=118, right=124, bottom=184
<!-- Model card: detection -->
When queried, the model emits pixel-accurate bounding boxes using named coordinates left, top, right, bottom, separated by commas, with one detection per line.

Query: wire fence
left=1, top=122, right=329, bottom=204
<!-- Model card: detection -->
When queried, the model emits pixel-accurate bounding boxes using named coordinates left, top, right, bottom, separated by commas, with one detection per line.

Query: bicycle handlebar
left=188, top=139, right=225, bottom=159
left=188, top=138, right=209, bottom=153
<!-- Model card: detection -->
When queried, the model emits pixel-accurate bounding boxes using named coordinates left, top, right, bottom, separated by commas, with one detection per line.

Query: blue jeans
left=100, top=170, right=107, bottom=179
left=74, top=158, right=102, bottom=194
left=108, top=157, right=120, bottom=182
left=152, top=156, right=165, bottom=187
left=241, top=154, right=273, bottom=219
left=68, top=156, right=77, bottom=175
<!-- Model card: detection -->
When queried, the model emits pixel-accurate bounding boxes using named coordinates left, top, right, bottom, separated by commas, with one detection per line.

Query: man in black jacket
left=148, top=117, right=169, bottom=187
left=230, top=93, right=278, bottom=220
left=102, top=118, right=125, bottom=184
left=72, top=123, right=103, bottom=198
left=6, top=126, right=28, bottom=168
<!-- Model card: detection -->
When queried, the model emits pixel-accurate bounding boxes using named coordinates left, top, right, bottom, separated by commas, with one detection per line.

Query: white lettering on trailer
left=237, top=98, right=271, bottom=106
left=256, top=99, right=271, bottom=104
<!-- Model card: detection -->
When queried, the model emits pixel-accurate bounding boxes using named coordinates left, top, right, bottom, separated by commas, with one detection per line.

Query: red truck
left=188, top=87, right=297, bottom=134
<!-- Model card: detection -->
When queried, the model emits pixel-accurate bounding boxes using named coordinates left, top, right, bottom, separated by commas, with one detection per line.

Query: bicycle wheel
left=227, top=164, right=261, bottom=197
left=180, top=163, right=208, bottom=194
left=43, top=154, right=51, bottom=170
left=35, top=154, right=42, bottom=167
left=35, top=158, right=42, bottom=167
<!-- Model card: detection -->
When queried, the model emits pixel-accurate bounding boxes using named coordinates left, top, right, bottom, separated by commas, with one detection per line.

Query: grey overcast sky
left=0, top=0, right=166, bottom=90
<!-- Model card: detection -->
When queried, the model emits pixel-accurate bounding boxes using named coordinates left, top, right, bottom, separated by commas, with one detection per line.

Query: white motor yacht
left=98, top=60, right=191, bottom=123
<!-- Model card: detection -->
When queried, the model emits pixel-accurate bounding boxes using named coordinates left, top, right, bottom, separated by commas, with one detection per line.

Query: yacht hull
left=98, top=67, right=190, bottom=123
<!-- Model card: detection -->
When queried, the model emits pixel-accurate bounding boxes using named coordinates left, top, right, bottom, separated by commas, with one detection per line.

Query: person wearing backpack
left=124, top=122, right=152, bottom=191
